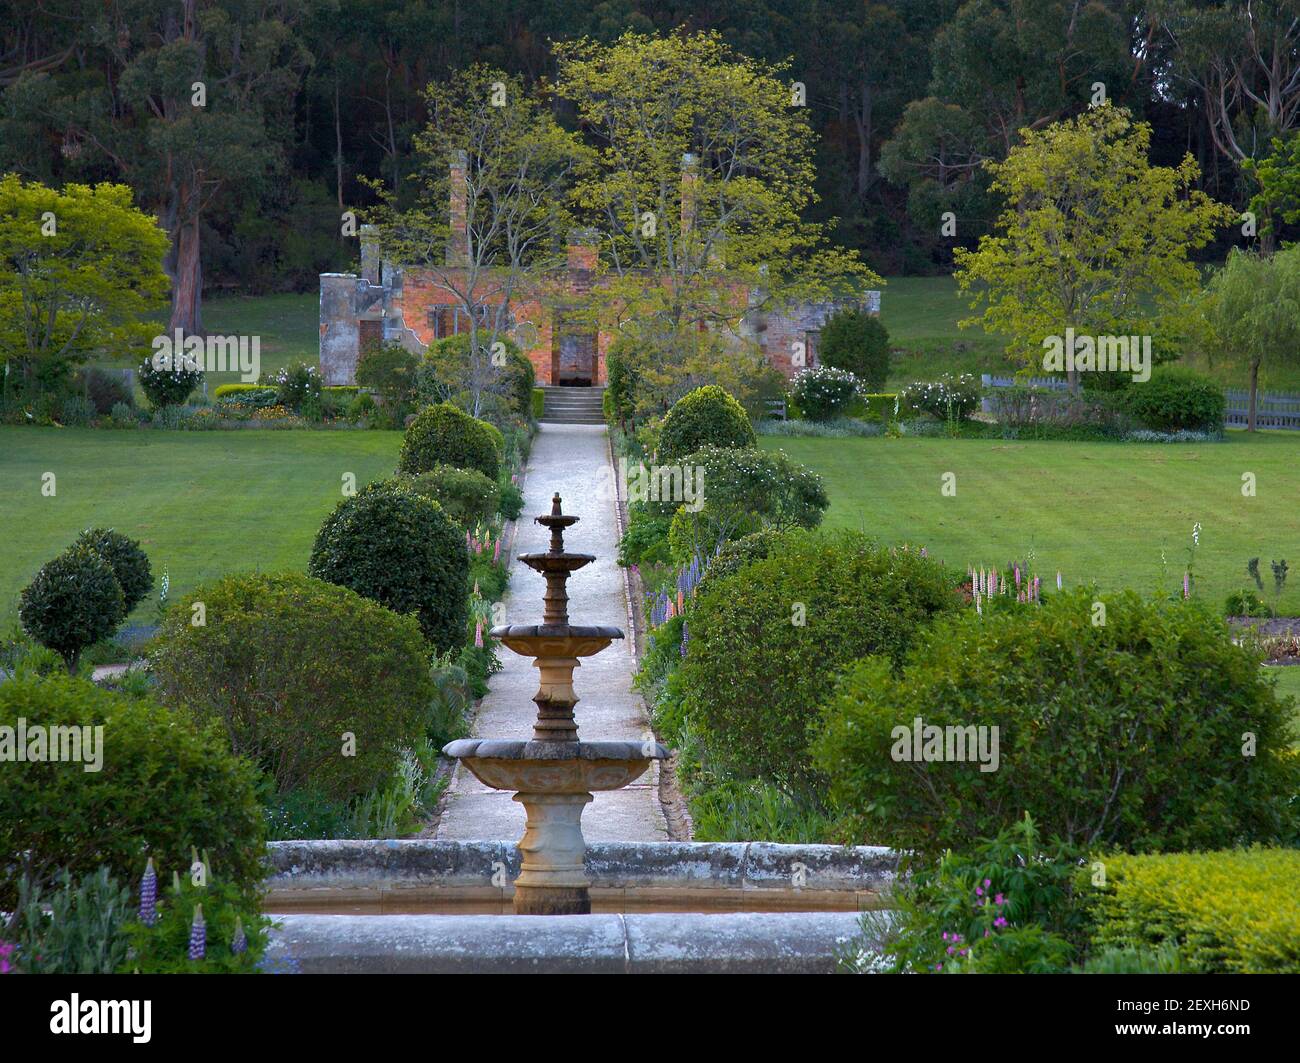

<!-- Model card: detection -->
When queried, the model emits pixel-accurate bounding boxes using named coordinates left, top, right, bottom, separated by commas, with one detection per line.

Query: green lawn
left=760, top=430, right=1300, bottom=614
left=0, top=426, right=402, bottom=626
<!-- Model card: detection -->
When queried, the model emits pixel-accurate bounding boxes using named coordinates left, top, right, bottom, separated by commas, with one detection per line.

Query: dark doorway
left=555, top=331, right=596, bottom=386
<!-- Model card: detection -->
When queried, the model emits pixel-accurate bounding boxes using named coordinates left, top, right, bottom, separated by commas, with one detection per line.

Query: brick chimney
left=447, top=149, right=469, bottom=266
left=680, top=153, right=699, bottom=238
left=567, top=228, right=599, bottom=292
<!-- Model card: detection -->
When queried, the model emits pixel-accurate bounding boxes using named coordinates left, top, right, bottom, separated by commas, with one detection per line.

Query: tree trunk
left=168, top=212, right=203, bottom=335
left=1248, top=357, right=1260, bottom=432
left=334, top=73, right=345, bottom=213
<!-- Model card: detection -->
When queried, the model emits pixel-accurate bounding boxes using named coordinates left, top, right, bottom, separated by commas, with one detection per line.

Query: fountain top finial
left=551, top=492, right=562, bottom=516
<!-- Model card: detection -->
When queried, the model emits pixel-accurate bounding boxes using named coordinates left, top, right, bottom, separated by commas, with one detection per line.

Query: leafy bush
left=405, top=464, right=500, bottom=527
left=269, top=360, right=322, bottom=411
left=356, top=341, right=420, bottom=407
left=309, top=479, right=468, bottom=653
left=151, top=571, right=435, bottom=799
left=989, top=386, right=1131, bottom=437
left=19, top=546, right=126, bottom=671
left=1088, top=848, right=1300, bottom=973
left=348, top=391, right=376, bottom=422
left=7, top=867, right=134, bottom=974
left=815, top=588, right=1300, bottom=855
left=73, top=528, right=153, bottom=613
left=618, top=504, right=674, bottom=566
left=656, top=385, right=756, bottom=462
left=77, top=368, right=134, bottom=414
left=900, top=374, right=982, bottom=420
left=1120, top=365, right=1225, bottom=432
left=791, top=365, right=860, bottom=422
left=862, top=393, right=901, bottom=422
left=0, top=672, right=267, bottom=907
left=139, top=354, right=202, bottom=408
left=695, top=528, right=784, bottom=596
left=682, top=531, right=959, bottom=795
left=1225, top=589, right=1274, bottom=617
left=818, top=307, right=891, bottom=390
left=497, top=475, right=524, bottom=520
left=59, top=395, right=97, bottom=426
left=605, top=341, right=640, bottom=425
left=399, top=402, right=502, bottom=480
left=109, top=401, right=139, bottom=428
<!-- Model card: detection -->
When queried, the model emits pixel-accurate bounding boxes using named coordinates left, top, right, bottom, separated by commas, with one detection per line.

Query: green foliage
left=59, top=395, right=96, bottom=426
left=819, top=308, right=891, bottom=390
left=1119, top=365, right=1224, bottom=432
left=73, top=527, right=153, bottom=613
left=531, top=387, right=545, bottom=421
left=405, top=464, right=500, bottom=527
left=0, top=672, right=267, bottom=908
left=604, top=341, right=639, bottom=425
left=1225, top=589, right=1274, bottom=618
left=269, top=360, right=322, bottom=411
left=8, top=867, right=134, bottom=974
left=150, top=571, right=435, bottom=800
left=618, top=504, right=674, bottom=566
left=656, top=385, right=756, bottom=463
left=695, top=528, right=783, bottom=596
left=900, top=374, right=981, bottom=420
left=19, top=545, right=126, bottom=671
left=138, top=354, right=202, bottom=409
left=356, top=341, right=420, bottom=407
left=399, top=401, right=502, bottom=480
left=497, top=476, right=524, bottom=520
left=682, top=531, right=959, bottom=796
left=309, top=479, right=469, bottom=653
left=791, top=365, right=860, bottom=422
left=122, top=873, right=269, bottom=974
left=815, top=589, right=1300, bottom=856
left=862, top=393, right=901, bottom=421
left=1088, top=848, right=1300, bottom=973
left=76, top=368, right=134, bottom=415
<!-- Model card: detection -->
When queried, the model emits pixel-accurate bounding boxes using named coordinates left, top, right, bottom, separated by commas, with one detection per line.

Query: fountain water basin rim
left=444, top=738, right=668, bottom=793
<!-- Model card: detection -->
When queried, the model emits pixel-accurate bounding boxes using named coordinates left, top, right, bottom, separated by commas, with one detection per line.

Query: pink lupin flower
left=493, top=539, right=501, bottom=562
left=474, top=620, right=483, bottom=648
left=1183, top=571, right=1190, bottom=598
left=1014, top=565, right=1021, bottom=589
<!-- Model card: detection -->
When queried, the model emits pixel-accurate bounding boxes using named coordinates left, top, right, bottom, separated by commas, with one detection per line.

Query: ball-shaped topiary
left=656, top=385, right=756, bottom=463
left=309, top=478, right=469, bottom=653
left=73, top=527, right=153, bottom=613
left=1120, top=366, right=1225, bottom=432
left=399, top=402, right=502, bottom=480
left=19, top=546, right=127, bottom=671
left=813, top=588, right=1300, bottom=856
left=151, top=571, right=437, bottom=801
left=818, top=307, right=891, bottom=391
left=138, top=353, right=202, bottom=409
left=681, top=530, right=959, bottom=797
left=404, top=464, right=501, bottom=528
left=0, top=671, right=267, bottom=908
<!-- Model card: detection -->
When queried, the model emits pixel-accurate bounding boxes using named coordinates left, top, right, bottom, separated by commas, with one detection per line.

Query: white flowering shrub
left=791, top=365, right=860, bottom=422
left=900, top=374, right=981, bottom=421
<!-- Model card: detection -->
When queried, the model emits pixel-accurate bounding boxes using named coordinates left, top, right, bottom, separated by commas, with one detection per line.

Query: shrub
left=531, top=387, right=545, bottom=421
left=682, top=531, right=959, bottom=795
left=618, top=504, right=673, bottom=566
left=1120, top=365, right=1225, bottom=432
left=77, top=368, right=134, bottom=414
left=19, top=546, right=126, bottom=671
left=309, top=479, right=468, bottom=653
left=399, top=402, right=502, bottom=480
left=151, top=571, right=435, bottom=799
left=348, top=392, right=376, bottom=422
left=695, top=528, right=784, bottom=596
left=268, top=360, right=321, bottom=411
left=108, top=401, right=139, bottom=428
left=791, top=365, right=860, bottom=422
left=497, top=476, right=524, bottom=520
left=73, top=528, right=153, bottom=613
left=0, top=672, right=267, bottom=908
left=901, top=374, right=982, bottom=420
left=121, top=871, right=269, bottom=973
left=605, top=341, right=640, bottom=425
left=1225, top=589, right=1274, bottom=617
left=656, top=385, right=756, bottom=462
left=818, top=307, right=891, bottom=390
left=405, top=464, right=500, bottom=527
left=59, top=395, right=97, bottom=426
left=8, top=867, right=134, bottom=974
left=356, top=341, right=419, bottom=407
left=1088, top=848, right=1300, bottom=973
left=989, top=386, right=1131, bottom=437
left=138, top=354, right=202, bottom=408
left=814, top=588, right=1300, bottom=856
left=862, top=393, right=900, bottom=422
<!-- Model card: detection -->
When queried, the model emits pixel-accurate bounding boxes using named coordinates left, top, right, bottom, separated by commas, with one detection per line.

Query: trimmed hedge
left=405, top=464, right=500, bottom=527
left=682, top=531, right=959, bottom=796
left=399, top=402, right=502, bottom=481
left=818, top=307, right=891, bottom=391
left=657, top=385, right=756, bottom=463
left=309, top=478, right=469, bottom=653
left=73, top=528, right=153, bottom=613
left=1090, top=849, right=1300, bottom=973
left=861, top=393, right=901, bottom=422
left=1120, top=365, right=1225, bottom=432
left=531, top=387, right=545, bottom=421
left=151, top=571, right=436, bottom=800
left=19, top=546, right=126, bottom=671
left=0, top=672, right=267, bottom=907
left=814, top=589, right=1300, bottom=856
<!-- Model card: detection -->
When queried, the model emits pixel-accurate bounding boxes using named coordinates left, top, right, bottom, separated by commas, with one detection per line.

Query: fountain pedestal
left=444, top=493, right=669, bottom=915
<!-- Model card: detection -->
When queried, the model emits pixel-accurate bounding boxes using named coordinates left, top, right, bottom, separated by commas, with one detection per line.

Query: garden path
left=436, top=423, right=669, bottom=842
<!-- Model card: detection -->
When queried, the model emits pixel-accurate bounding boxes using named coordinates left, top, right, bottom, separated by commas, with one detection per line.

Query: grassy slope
left=759, top=431, right=1300, bottom=615
left=0, top=426, right=402, bottom=626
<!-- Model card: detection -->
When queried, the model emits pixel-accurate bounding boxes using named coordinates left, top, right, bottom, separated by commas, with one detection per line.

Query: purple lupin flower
left=680, top=619, right=689, bottom=658
left=1183, top=571, right=1190, bottom=599
left=188, top=904, right=206, bottom=961
left=1056, top=570, right=1063, bottom=590
left=231, top=917, right=247, bottom=956
left=139, top=858, right=157, bottom=928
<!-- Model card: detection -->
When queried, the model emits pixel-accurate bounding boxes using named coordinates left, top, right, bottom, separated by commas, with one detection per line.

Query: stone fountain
left=444, top=493, right=669, bottom=915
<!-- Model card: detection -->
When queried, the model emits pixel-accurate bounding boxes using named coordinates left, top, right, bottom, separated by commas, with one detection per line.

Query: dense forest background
left=2, top=0, right=1293, bottom=299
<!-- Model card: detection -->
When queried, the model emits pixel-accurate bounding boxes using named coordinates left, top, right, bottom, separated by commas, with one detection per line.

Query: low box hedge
left=532, top=387, right=545, bottom=421
left=1089, top=848, right=1300, bottom=973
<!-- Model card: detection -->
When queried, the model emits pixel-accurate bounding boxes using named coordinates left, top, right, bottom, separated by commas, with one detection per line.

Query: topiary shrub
left=814, top=588, right=1300, bottom=856
left=405, top=464, right=500, bottom=527
left=73, top=528, right=153, bottom=613
left=682, top=531, right=959, bottom=796
left=656, top=385, right=756, bottom=463
left=818, top=307, right=891, bottom=391
left=791, top=365, right=861, bottom=422
left=151, top=571, right=436, bottom=800
left=309, top=479, right=468, bottom=653
left=0, top=672, right=267, bottom=908
left=138, top=354, right=202, bottom=409
left=399, top=402, right=502, bottom=481
left=19, top=546, right=127, bottom=671
left=1120, top=365, right=1225, bottom=432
